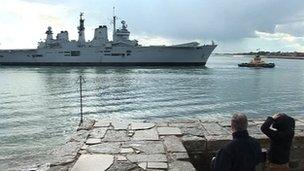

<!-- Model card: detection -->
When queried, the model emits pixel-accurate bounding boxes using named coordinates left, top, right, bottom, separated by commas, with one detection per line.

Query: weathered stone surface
left=86, top=142, right=121, bottom=154
left=156, top=122, right=169, bottom=127
left=47, top=165, right=70, bottom=171
left=169, top=161, right=196, bottom=171
left=102, top=130, right=130, bottom=142
left=81, top=144, right=88, bottom=150
left=120, top=148, right=134, bottom=154
left=205, top=134, right=232, bottom=150
left=94, top=120, right=111, bottom=128
left=69, top=130, right=90, bottom=143
left=295, top=121, right=304, bottom=132
left=290, top=147, right=304, bottom=159
left=127, top=154, right=167, bottom=162
left=169, top=119, right=196, bottom=123
left=86, top=138, right=101, bottom=145
left=182, top=135, right=206, bottom=151
left=77, top=120, right=95, bottom=131
left=201, top=122, right=230, bottom=135
left=180, top=126, right=205, bottom=137
left=107, top=160, right=141, bottom=171
left=247, top=125, right=263, bottom=135
left=89, top=128, right=107, bottom=139
left=50, top=142, right=82, bottom=166
left=138, top=162, right=147, bottom=170
left=78, top=149, right=88, bottom=155
left=217, top=120, right=231, bottom=127
left=111, top=121, right=130, bottom=130
left=163, top=136, right=187, bottom=153
left=117, top=155, right=127, bottom=161
left=147, top=162, right=168, bottom=169
left=168, top=122, right=200, bottom=128
left=71, top=154, right=114, bottom=171
left=131, top=122, right=155, bottom=130
left=168, top=152, right=190, bottom=161
left=157, top=127, right=182, bottom=136
left=133, top=128, right=159, bottom=141
left=49, top=155, right=77, bottom=166
left=122, top=141, right=165, bottom=154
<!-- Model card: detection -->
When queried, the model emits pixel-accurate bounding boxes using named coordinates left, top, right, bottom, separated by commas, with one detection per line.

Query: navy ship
left=0, top=13, right=217, bottom=66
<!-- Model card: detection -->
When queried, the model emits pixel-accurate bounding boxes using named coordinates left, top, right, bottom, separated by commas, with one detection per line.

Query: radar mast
left=113, top=7, right=117, bottom=41
left=78, top=12, right=85, bottom=46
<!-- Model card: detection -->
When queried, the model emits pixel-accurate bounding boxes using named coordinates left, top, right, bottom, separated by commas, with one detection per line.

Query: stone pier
left=39, top=118, right=304, bottom=171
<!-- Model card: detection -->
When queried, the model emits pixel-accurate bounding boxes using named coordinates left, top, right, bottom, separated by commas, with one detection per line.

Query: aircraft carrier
left=0, top=13, right=217, bottom=66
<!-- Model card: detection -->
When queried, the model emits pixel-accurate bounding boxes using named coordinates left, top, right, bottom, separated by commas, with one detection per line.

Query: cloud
left=252, top=30, right=304, bottom=51
left=275, top=21, right=304, bottom=37
left=111, top=0, right=304, bottom=40
left=1, top=0, right=304, bottom=52
left=0, top=0, right=77, bottom=49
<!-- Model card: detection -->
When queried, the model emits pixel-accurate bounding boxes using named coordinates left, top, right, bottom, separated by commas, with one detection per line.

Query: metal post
left=78, top=75, right=85, bottom=126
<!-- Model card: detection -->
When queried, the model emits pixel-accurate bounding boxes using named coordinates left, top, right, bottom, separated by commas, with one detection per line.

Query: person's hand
left=272, top=113, right=282, bottom=120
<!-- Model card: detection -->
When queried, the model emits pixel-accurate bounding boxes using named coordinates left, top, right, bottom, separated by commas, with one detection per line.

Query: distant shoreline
left=263, top=55, right=304, bottom=60
left=214, top=53, right=304, bottom=60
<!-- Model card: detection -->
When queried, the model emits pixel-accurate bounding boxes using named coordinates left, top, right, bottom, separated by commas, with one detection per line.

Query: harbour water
left=0, top=55, right=304, bottom=169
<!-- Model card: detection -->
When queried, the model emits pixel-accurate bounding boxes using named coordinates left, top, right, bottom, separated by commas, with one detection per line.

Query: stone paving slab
left=157, top=127, right=182, bottom=136
left=131, top=122, right=155, bottom=130
left=180, top=126, right=205, bottom=137
left=133, top=128, right=159, bottom=141
left=168, top=122, right=201, bottom=128
left=89, top=128, right=107, bottom=139
left=69, top=130, right=90, bottom=143
left=182, top=135, right=206, bottom=151
left=127, top=154, right=167, bottom=162
left=86, top=138, right=101, bottom=145
left=205, top=134, right=232, bottom=150
left=122, top=141, right=165, bottom=154
left=86, top=142, right=121, bottom=154
left=120, top=147, right=135, bottom=154
left=168, top=152, right=190, bottom=161
left=94, top=120, right=111, bottom=128
left=163, top=136, right=187, bottom=153
left=77, top=120, right=95, bottom=131
left=168, top=161, right=196, bottom=171
left=71, top=154, right=114, bottom=171
left=138, top=162, right=147, bottom=169
left=217, top=120, right=231, bottom=127
left=107, top=160, right=141, bottom=171
left=45, top=118, right=304, bottom=171
left=111, top=121, right=130, bottom=130
left=50, top=141, right=83, bottom=166
left=247, top=125, right=263, bottom=135
left=116, top=155, right=127, bottom=161
left=202, top=122, right=230, bottom=135
left=102, top=130, right=130, bottom=142
left=147, top=162, right=168, bottom=169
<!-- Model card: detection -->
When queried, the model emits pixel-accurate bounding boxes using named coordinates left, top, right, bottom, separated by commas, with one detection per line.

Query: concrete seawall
left=37, top=117, right=304, bottom=171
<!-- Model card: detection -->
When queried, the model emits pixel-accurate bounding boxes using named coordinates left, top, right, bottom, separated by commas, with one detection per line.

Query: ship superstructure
left=0, top=13, right=217, bottom=65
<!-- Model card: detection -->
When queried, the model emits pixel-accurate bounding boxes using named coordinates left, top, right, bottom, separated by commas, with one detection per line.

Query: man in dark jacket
left=213, top=113, right=262, bottom=171
left=261, top=113, right=295, bottom=171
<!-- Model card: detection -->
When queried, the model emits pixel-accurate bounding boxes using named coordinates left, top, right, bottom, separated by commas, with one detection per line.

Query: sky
left=1, top=0, right=304, bottom=52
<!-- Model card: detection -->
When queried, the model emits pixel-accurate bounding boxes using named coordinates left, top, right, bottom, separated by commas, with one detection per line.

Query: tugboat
left=238, top=55, right=275, bottom=68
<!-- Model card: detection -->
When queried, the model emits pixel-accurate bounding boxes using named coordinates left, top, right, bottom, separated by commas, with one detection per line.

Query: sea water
left=0, top=55, right=304, bottom=169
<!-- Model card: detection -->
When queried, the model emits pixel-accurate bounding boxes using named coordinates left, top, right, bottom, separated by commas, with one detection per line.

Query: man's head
left=231, top=113, right=248, bottom=133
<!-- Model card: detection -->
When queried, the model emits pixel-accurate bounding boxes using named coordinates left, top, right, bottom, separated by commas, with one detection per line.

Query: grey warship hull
left=0, top=13, right=216, bottom=66
left=0, top=45, right=216, bottom=66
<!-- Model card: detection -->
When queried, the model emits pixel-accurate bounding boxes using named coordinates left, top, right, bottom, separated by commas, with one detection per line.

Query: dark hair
left=273, top=113, right=295, bottom=131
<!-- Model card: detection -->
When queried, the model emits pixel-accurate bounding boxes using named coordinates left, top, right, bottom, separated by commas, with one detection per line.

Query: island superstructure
left=0, top=13, right=217, bottom=66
